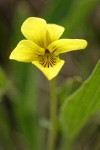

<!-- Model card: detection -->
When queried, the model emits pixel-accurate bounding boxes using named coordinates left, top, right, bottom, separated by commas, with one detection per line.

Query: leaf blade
left=60, top=60, right=100, bottom=140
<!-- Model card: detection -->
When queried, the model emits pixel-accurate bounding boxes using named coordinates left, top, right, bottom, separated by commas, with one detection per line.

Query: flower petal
left=32, top=58, right=65, bottom=80
left=46, top=24, right=65, bottom=45
left=21, top=17, right=47, bottom=48
left=9, top=40, right=45, bottom=62
left=48, top=39, right=88, bottom=55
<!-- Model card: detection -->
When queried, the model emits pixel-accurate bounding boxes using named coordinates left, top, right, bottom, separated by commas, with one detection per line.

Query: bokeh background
left=0, top=0, right=100, bottom=150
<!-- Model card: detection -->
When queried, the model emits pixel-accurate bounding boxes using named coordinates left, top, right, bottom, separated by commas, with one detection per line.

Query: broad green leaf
left=60, top=60, right=100, bottom=140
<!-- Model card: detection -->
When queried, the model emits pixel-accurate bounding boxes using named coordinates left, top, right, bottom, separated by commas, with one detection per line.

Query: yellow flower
left=9, top=17, right=87, bottom=80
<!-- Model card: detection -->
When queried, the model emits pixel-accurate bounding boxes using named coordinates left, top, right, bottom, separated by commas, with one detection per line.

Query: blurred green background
left=0, top=0, right=100, bottom=150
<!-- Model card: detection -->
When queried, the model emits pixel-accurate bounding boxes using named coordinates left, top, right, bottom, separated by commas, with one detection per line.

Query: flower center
left=38, top=49, right=57, bottom=68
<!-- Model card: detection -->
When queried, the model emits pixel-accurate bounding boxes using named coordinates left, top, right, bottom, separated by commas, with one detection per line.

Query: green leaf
left=60, top=60, right=100, bottom=140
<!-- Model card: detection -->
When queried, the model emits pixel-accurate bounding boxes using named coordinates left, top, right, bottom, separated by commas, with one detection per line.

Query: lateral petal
left=9, top=40, right=45, bottom=62
left=21, top=17, right=47, bottom=48
left=48, top=39, right=88, bottom=55
left=32, top=58, right=65, bottom=80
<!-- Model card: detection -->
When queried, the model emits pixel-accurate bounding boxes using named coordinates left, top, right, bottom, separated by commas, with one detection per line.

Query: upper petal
left=46, top=24, right=65, bottom=46
left=9, top=40, right=45, bottom=62
left=48, top=39, right=88, bottom=55
left=21, top=17, right=47, bottom=48
left=32, top=58, right=65, bottom=80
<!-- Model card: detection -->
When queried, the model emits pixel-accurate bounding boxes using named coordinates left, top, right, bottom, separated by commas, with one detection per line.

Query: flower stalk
left=48, top=78, right=58, bottom=150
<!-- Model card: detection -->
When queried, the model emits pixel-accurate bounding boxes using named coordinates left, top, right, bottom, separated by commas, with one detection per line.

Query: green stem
left=48, top=78, right=58, bottom=150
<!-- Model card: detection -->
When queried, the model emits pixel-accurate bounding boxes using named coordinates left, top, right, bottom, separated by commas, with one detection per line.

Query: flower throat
left=39, top=49, right=57, bottom=68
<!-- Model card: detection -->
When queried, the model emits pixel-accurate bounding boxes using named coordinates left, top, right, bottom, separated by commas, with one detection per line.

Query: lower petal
left=9, top=40, right=45, bottom=62
left=32, top=58, right=65, bottom=80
